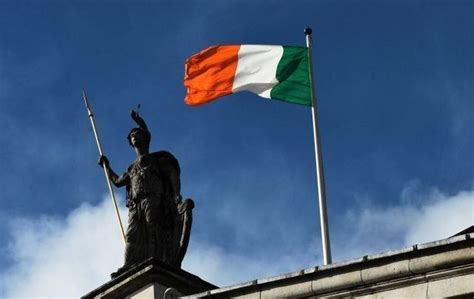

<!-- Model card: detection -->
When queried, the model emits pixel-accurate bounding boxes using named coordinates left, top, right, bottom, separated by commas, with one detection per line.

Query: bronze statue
left=99, top=111, right=193, bottom=275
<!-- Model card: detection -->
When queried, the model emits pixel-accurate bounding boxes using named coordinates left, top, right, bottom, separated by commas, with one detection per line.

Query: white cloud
left=0, top=197, right=125, bottom=299
left=404, top=189, right=473, bottom=244
left=335, top=185, right=473, bottom=262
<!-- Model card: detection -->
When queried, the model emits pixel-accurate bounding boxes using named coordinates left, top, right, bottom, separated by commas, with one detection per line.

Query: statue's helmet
left=127, top=127, right=151, bottom=147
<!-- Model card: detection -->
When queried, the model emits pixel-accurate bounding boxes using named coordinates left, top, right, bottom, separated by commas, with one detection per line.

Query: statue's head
left=127, top=127, right=151, bottom=149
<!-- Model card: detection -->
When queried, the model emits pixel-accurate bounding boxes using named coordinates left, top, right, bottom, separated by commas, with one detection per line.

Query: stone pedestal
left=82, top=258, right=217, bottom=299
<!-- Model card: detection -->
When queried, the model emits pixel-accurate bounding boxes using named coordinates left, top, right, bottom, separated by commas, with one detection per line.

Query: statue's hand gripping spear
left=83, top=90, right=126, bottom=244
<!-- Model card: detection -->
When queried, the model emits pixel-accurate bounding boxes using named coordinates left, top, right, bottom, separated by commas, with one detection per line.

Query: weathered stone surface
left=230, top=292, right=262, bottom=299
left=82, top=258, right=217, bottom=299
left=409, top=246, right=474, bottom=274
left=261, top=280, right=312, bottom=298
left=361, top=259, right=410, bottom=283
left=427, top=272, right=474, bottom=298
left=127, top=283, right=170, bottom=299
left=354, top=282, right=428, bottom=298
left=312, top=269, right=363, bottom=293
left=192, top=281, right=260, bottom=298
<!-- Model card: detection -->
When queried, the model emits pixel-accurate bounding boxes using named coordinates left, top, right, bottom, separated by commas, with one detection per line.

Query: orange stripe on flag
left=184, top=45, right=240, bottom=105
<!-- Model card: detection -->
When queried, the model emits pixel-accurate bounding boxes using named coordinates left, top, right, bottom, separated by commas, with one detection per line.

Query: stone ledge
left=409, top=246, right=474, bottom=274
left=82, top=258, right=217, bottom=298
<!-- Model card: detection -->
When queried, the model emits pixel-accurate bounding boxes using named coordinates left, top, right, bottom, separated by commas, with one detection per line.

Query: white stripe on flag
left=232, top=45, right=283, bottom=99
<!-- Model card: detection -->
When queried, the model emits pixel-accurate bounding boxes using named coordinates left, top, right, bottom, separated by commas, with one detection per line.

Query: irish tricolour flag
left=184, top=45, right=312, bottom=106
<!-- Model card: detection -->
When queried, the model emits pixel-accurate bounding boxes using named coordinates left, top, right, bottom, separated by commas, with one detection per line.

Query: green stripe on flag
left=270, top=47, right=312, bottom=106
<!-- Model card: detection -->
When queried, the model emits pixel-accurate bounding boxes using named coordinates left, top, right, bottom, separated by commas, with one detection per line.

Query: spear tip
left=82, top=89, right=93, bottom=114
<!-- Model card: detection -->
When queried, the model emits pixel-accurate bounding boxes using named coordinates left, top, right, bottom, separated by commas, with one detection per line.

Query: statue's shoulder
left=149, top=151, right=180, bottom=174
left=149, top=150, right=177, bottom=160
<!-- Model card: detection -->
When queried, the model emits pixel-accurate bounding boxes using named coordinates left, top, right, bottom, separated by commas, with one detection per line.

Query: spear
left=82, top=90, right=126, bottom=244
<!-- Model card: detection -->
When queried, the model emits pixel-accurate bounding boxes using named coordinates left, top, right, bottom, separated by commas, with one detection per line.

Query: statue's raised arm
left=127, top=110, right=151, bottom=155
left=131, top=110, right=149, bottom=133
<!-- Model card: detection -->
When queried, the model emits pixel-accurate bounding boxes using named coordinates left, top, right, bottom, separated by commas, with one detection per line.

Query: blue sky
left=0, top=0, right=473, bottom=297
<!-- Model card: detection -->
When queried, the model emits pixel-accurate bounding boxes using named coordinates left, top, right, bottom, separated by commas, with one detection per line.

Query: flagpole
left=82, top=90, right=127, bottom=244
left=305, top=27, right=332, bottom=265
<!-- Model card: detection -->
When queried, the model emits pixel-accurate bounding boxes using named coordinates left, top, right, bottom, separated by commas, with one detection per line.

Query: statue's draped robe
left=119, top=151, right=192, bottom=268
